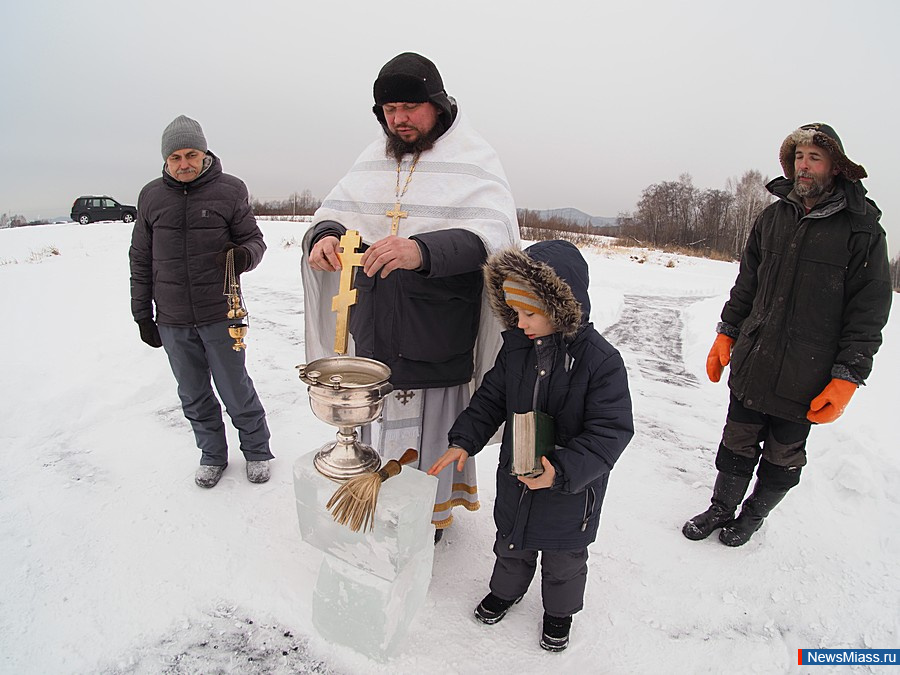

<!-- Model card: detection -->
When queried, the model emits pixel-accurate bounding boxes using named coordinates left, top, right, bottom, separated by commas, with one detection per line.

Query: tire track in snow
left=601, top=294, right=706, bottom=390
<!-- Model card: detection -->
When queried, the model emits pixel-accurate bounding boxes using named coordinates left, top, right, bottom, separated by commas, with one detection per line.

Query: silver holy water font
left=297, top=230, right=393, bottom=480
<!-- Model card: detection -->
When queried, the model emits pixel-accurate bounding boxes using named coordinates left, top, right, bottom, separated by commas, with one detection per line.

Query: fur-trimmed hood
left=484, top=240, right=590, bottom=338
left=778, top=122, right=867, bottom=182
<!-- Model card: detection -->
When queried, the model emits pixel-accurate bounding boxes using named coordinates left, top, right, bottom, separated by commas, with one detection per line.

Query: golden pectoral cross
left=331, top=230, right=365, bottom=354
left=386, top=201, right=408, bottom=236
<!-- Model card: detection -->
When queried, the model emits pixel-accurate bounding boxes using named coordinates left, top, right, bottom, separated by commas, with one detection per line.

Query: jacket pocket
left=399, top=274, right=480, bottom=362
left=729, top=316, right=762, bottom=376
left=775, top=335, right=834, bottom=405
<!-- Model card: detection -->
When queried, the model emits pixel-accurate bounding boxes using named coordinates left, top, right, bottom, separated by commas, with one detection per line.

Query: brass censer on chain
left=224, top=248, right=249, bottom=351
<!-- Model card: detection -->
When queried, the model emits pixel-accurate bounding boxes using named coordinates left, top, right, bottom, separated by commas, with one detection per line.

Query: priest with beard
left=301, top=52, right=520, bottom=543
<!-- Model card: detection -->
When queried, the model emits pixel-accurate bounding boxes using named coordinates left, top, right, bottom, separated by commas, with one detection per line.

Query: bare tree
left=619, top=169, right=771, bottom=259
left=696, top=188, right=734, bottom=253
left=727, top=170, right=772, bottom=257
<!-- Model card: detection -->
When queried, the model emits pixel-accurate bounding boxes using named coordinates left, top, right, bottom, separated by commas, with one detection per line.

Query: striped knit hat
left=503, top=277, right=547, bottom=316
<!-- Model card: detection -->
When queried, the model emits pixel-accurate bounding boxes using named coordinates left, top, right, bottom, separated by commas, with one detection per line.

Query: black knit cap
left=778, top=122, right=867, bottom=182
left=372, top=52, right=453, bottom=130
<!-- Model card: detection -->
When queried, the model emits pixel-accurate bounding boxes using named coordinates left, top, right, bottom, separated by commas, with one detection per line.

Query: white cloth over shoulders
left=300, top=111, right=520, bottom=388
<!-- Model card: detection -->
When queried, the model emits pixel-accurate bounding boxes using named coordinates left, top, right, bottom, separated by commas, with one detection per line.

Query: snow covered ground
left=0, top=221, right=896, bottom=674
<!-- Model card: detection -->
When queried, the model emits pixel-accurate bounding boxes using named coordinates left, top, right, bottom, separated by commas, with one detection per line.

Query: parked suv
left=70, top=196, right=137, bottom=225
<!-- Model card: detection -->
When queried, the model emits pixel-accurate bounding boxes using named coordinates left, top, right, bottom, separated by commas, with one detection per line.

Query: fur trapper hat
left=484, top=240, right=589, bottom=338
left=372, top=52, right=454, bottom=131
left=778, top=122, right=867, bottom=182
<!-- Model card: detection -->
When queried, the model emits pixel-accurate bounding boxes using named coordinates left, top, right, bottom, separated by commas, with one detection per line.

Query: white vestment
left=299, top=110, right=520, bottom=528
left=300, top=110, right=520, bottom=388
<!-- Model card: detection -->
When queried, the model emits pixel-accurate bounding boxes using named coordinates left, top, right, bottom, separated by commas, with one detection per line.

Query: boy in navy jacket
left=429, top=240, right=634, bottom=651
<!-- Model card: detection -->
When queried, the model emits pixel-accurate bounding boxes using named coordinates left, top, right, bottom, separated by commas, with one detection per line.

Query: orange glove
left=706, top=334, right=735, bottom=383
left=807, top=378, right=857, bottom=424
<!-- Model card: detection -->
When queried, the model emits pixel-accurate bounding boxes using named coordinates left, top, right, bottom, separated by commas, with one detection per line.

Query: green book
left=511, top=410, right=555, bottom=477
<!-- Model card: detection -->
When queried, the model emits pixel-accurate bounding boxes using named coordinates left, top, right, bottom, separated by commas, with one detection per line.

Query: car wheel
left=123, top=213, right=135, bottom=223
left=78, top=214, right=90, bottom=225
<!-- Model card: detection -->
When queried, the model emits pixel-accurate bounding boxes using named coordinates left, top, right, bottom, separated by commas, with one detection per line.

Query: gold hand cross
left=331, top=230, right=364, bottom=355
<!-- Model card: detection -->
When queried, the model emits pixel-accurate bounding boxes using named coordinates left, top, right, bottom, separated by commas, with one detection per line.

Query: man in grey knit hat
left=129, top=115, right=273, bottom=488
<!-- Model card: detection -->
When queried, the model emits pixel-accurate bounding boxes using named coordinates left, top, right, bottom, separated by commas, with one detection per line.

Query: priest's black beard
left=385, top=123, right=443, bottom=162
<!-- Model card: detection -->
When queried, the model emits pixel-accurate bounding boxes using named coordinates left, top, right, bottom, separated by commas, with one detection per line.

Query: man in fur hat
left=683, top=123, right=892, bottom=546
left=300, top=53, right=520, bottom=542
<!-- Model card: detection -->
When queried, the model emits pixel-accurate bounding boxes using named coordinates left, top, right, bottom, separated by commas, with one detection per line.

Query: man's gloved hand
left=215, top=243, right=251, bottom=274
left=807, top=378, right=857, bottom=424
left=138, top=319, right=162, bottom=348
left=706, top=334, right=736, bottom=383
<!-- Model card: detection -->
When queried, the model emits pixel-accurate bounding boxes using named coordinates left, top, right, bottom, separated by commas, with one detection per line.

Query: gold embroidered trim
left=432, top=499, right=482, bottom=529
left=450, top=482, right=479, bottom=495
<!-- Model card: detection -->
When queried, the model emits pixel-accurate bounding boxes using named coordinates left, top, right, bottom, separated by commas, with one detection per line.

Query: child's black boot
left=474, top=593, right=522, bottom=625
left=540, top=612, right=572, bottom=652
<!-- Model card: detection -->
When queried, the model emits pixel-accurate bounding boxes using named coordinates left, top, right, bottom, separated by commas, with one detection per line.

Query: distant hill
left=535, top=207, right=618, bottom=229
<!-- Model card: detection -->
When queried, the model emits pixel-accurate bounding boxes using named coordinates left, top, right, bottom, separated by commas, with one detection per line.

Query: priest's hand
left=361, top=236, right=422, bottom=278
left=309, top=235, right=342, bottom=272
left=518, top=457, right=555, bottom=490
left=428, top=446, right=469, bottom=476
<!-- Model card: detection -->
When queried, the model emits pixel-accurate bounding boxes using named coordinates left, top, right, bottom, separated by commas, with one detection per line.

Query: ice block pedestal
left=293, top=450, right=438, bottom=659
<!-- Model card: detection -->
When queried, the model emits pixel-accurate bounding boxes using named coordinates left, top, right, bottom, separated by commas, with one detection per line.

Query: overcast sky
left=2, top=0, right=898, bottom=256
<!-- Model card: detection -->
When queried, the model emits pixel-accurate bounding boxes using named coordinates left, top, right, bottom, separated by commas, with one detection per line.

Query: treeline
left=251, top=190, right=321, bottom=216
left=0, top=213, right=28, bottom=229
left=618, top=170, right=772, bottom=260
left=517, top=209, right=620, bottom=246
left=249, top=184, right=899, bottom=291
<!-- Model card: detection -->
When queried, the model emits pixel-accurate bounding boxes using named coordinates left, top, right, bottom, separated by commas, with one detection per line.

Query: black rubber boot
left=682, top=471, right=752, bottom=540
left=718, top=483, right=790, bottom=546
left=719, top=461, right=799, bottom=547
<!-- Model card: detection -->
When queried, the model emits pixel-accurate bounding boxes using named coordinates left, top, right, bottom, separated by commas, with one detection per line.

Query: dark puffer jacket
left=448, top=240, right=634, bottom=551
left=310, top=221, right=487, bottom=389
left=130, top=153, right=266, bottom=327
left=722, top=176, right=892, bottom=422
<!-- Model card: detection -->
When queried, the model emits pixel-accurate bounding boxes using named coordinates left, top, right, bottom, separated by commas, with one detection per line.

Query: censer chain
left=223, top=248, right=249, bottom=350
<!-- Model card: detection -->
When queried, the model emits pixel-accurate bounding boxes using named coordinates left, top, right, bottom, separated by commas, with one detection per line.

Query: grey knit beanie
left=161, top=115, right=207, bottom=159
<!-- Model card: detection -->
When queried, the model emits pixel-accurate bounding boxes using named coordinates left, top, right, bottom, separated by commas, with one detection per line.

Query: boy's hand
left=518, top=456, right=555, bottom=490
left=427, top=446, right=469, bottom=475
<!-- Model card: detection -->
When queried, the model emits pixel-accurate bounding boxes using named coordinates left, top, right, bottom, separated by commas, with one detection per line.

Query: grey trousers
left=489, top=534, right=589, bottom=618
left=158, top=320, right=272, bottom=466
left=722, top=393, right=810, bottom=468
